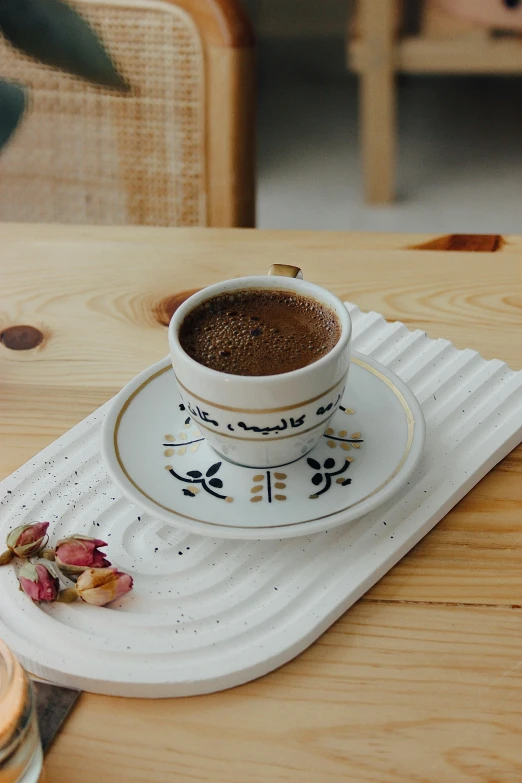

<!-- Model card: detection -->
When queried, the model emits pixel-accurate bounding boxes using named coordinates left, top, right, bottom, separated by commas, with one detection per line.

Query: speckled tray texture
left=1, top=303, right=521, bottom=698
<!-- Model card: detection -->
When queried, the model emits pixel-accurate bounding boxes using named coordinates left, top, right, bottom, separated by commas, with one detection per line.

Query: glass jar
left=0, top=641, right=42, bottom=783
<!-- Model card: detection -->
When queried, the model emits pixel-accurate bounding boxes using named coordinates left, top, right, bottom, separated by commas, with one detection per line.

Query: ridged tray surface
left=0, top=304, right=520, bottom=697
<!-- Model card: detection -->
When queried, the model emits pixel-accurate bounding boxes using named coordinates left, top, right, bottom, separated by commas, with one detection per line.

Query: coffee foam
left=179, top=289, right=341, bottom=376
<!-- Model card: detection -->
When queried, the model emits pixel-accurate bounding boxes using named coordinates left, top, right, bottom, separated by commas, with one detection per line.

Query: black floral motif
left=167, top=462, right=232, bottom=501
left=307, top=456, right=352, bottom=499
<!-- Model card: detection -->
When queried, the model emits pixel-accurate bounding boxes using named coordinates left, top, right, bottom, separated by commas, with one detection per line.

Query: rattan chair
left=0, top=0, right=255, bottom=227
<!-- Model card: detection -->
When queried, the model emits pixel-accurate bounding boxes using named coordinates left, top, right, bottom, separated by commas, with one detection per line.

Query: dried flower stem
left=56, top=587, right=79, bottom=603
left=0, top=549, right=14, bottom=566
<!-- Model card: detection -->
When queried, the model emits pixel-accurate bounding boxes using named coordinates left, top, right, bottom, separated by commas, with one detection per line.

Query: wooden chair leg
left=359, top=0, right=398, bottom=204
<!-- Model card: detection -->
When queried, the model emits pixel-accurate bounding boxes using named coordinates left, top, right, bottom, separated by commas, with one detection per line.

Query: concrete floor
left=256, top=43, right=522, bottom=233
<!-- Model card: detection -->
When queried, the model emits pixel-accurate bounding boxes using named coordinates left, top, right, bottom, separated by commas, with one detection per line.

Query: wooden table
left=1, top=225, right=521, bottom=783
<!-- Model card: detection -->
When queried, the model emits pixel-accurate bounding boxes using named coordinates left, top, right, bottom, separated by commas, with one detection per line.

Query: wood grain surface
left=0, top=225, right=521, bottom=783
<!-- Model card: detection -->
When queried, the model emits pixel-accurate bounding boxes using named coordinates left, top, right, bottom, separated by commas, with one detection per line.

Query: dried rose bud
left=76, top=567, right=133, bottom=606
left=55, top=535, right=111, bottom=575
left=6, top=522, right=49, bottom=558
left=19, top=563, right=60, bottom=603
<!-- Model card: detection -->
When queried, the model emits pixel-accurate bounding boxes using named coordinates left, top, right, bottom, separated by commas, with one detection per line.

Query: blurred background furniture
left=0, top=0, right=255, bottom=227
left=348, top=0, right=522, bottom=203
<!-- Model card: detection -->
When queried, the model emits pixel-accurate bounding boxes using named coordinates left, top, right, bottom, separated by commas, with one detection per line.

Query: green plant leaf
left=0, top=78, right=27, bottom=149
left=0, top=0, right=129, bottom=91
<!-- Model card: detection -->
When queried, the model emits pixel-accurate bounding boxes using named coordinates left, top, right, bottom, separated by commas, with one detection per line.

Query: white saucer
left=101, top=352, right=425, bottom=539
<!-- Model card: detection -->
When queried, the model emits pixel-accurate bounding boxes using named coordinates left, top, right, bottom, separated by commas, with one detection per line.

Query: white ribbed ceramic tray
left=0, top=303, right=521, bottom=698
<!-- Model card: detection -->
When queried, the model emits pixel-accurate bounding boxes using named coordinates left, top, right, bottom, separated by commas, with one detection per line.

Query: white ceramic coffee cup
left=169, top=266, right=352, bottom=468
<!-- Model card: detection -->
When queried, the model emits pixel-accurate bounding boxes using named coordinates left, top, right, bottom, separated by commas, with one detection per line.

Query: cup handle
left=267, top=264, right=303, bottom=279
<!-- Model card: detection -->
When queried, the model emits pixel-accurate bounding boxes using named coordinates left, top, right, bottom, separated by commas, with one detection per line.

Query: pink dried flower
left=6, top=522, right=49, bottom=558
left=19, top=563, right=60, bottom=603
left=55, top=535, right=111, bottom=575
